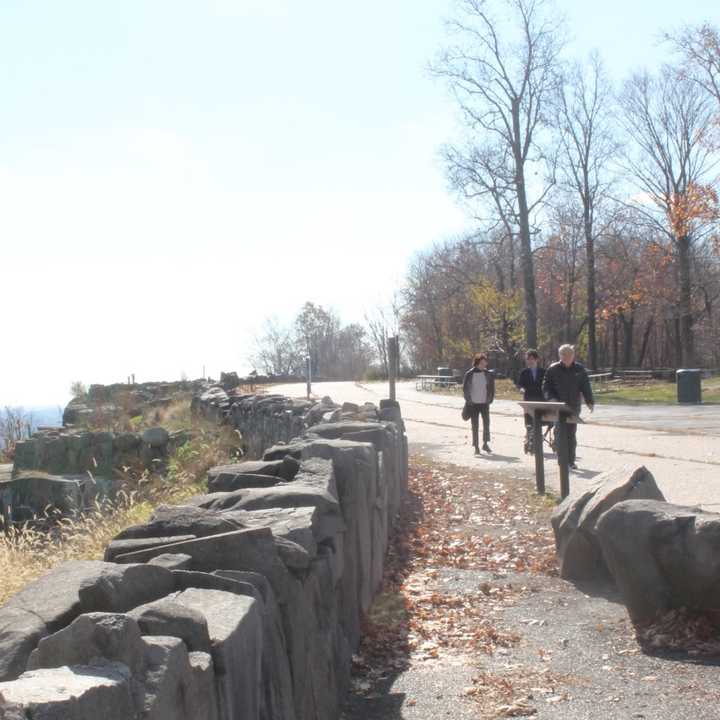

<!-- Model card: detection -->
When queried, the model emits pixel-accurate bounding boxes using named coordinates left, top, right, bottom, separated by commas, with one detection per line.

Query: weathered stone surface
left=0, top=693, right=24, bottom=720
left=147, top=553, right=193, bottom=570
left=597, top=499, right=720, bottom=623
left=129, top=599, right=212, bottom=653
left=0, top=472, right=96, bottom=518
left=174, top=588, right=262, bottom=720
left=26, top=611, right=219, bottom=720
left=6, top=560, right=173, bottom=632
left=0, top=609, right=47, bottom=682
left=214, top=570, right=295, bottom=720
left=208, top=472, right=284, bottom=492
left=551, top=465, right=665, bottom=581
left=1, top=561, right=174, bottom=679
left=142, top=427, right=169, bottom=448
left=140, top=635, right=219, bottom=720
left=104, top=535, right=196, bottom=562
left=262, top=440, right=308, bottom=461
left=273, top=536, right=311, bottom=569
left=170, top=570, right=261, bottom=602
left=240, top=506, right=319, bottom=554
left=207, top=456, right=300, bottom=492
left=76, top=563, right=176, bottom=616
left=0, top=664, right=135, bottom=720
left=300, top=438, right=377, bottom=649
left=114, top=528, right=295, bottom=603
left=115, top=504, right=242, bottom=540
left=189, top=460, right=344, bottom=545
left=27, top=612, right=145, bottom=672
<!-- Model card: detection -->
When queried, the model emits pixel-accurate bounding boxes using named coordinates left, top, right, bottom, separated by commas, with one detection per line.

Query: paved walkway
left=272, top=380, right=720, bottom=510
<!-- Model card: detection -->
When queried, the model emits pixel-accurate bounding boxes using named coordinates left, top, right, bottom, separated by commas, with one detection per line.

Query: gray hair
left=558, top=344, right=575, bottom=357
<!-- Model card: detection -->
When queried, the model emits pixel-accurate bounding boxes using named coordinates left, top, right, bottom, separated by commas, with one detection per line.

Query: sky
left=1, top=0, right=716, bottom=406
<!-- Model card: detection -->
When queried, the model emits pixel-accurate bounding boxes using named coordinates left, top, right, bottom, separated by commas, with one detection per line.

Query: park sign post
left=518, top=401, right=581, bottom=499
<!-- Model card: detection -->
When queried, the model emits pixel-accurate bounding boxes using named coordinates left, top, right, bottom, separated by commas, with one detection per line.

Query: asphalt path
left=272, top=380, right=720, bottom=510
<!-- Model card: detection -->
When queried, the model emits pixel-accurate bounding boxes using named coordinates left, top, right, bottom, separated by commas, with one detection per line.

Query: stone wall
left=0, top=388, right=408, bottom=720
left=2, top=427, right=189, bottom=525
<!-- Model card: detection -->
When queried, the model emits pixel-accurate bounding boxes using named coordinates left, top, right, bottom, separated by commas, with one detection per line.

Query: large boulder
left=140, top=636, right=219, bottom=720
left=113, top=504, right=244, bottom=541
left=597, top=499, right=720, bottom=623
left=0, top=609, right=47, bottom=683
left=113, top=528, right=296, bottom=603
left=551, top=465, right=665, bottom=581
left=1, top=561, right=174, bottom=680
left=23, top=612, right=219, bottom=720
left=0, top=664, right=135, bottom=720
left=128, top=599, right=212, bottom=654
left=173, top=588, right=262, bottom=720
left=214, top=571, right=295, bottom=720
left=300, top=438, right=378, bottom=649
left=207, top=456, right=300, bottom=492
left=26, top=613, right=144, bottom=672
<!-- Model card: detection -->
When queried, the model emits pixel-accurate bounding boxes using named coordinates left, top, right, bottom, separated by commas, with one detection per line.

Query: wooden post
left=388, top=336, right=398, bottom=401
left=533, top=409, right=545, bottom=494
left=557, top=412, right=571, bottom=499
left=305, top=356, right=312, bottom=400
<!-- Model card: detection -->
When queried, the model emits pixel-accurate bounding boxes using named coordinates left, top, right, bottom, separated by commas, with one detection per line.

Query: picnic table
left=415, top=375, right=461, bottom=392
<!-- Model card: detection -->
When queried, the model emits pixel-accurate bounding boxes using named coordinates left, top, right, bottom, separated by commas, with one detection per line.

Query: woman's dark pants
left=469, top=403, right=490, bottom=448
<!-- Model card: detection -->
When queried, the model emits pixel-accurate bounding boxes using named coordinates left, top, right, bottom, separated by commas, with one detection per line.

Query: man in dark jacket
left=542, top=344, right=594, bottom=469
left=463, top=353, right=496, bottom=455
left=517, top=350, right=545, bottom=450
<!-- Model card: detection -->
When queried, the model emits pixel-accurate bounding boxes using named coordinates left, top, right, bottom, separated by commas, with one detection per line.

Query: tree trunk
left=584, top=205, right=597, bottom=370
left=512, top=100, right=538, bottom=348
left=637, top=318, right=654, bottom=368
left=674, top=316, right=682, bottom=368
left=677, top=236, right=694, bottom=366
left=620, top=313, right=634, bottom=368
left=611, top=317, right=619, bottom=370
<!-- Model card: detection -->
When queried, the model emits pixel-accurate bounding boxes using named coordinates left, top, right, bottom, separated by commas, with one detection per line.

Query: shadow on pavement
left=342, top=488, right=424, bottom=719
left=478, top=453, right=521, bottom=464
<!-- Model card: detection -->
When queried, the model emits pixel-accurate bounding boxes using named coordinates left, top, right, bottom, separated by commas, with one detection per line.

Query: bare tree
left=619, top=68, right=719, bottom=365
left=555, top=52, right=617, bottom=369
left=0, top=407, right=34, bottom=461
left=365, top=296, right=402, bottom=378
left=70, top=380, right=87, bottom=398
left=251, top=318, right=298, bottom=376
left=433, top=0, right=565, bottom=347
left=667, top=23, right=720, bottom=109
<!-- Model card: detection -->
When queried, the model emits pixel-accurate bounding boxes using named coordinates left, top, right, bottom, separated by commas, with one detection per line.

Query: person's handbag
left=461, top=402, right=471, bottom=421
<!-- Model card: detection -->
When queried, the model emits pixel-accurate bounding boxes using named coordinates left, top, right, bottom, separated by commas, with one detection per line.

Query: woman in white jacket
left=462, top=353, right=496, bottom=455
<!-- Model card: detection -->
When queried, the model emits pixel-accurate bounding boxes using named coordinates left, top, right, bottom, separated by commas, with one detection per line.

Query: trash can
left=437, top=367, right=453, bottom=377
left=676, top=369, right=702, bottom=404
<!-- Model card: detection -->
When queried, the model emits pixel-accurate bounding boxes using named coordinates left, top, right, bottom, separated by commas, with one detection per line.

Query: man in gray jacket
left=542, top=344, right=594, bottom=469
left=463, top=353, right=496, bottom=455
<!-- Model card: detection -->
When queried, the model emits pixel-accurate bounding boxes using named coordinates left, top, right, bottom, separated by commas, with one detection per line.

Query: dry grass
left=0, top=425, right=237, bottom=605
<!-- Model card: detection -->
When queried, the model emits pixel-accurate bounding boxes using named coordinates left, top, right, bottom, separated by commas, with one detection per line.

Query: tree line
left=255, top=6, right=719, bottom=380
left=407, top=2, right=720, bottom=373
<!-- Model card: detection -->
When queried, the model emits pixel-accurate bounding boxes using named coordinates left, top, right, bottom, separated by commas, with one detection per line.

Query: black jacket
left=542, top=361, right=594, bottom=413
left=517, top=367, right=546, bottom=401
left=463, top=367, right=495, bottom=405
